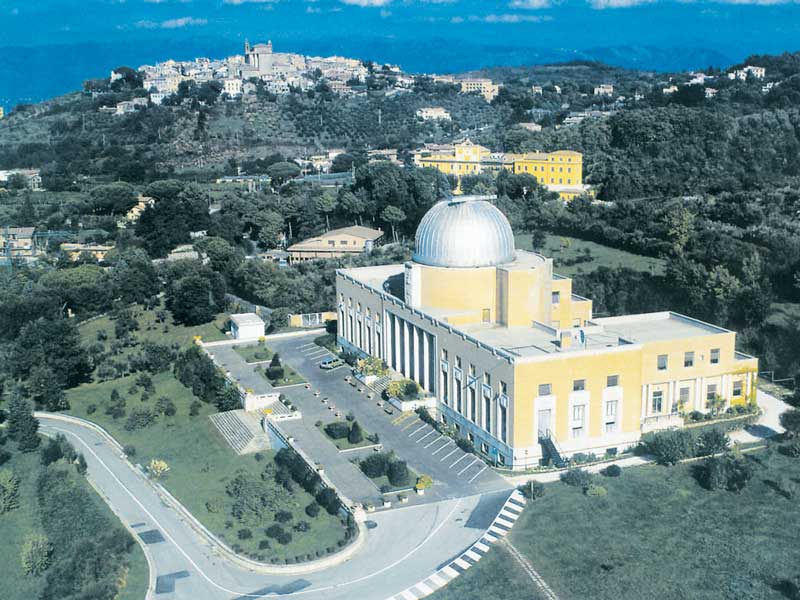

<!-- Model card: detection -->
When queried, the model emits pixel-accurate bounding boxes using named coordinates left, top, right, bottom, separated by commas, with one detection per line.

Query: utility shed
left=230, top=313, right=265, bottom=340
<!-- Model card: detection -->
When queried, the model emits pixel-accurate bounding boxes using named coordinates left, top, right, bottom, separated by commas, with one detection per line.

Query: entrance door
left=537, top=409, right=552, bottom=439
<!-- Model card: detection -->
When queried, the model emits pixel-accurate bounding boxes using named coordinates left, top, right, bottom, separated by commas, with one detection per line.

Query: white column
left=641, top=384, right=647, bottom=420
left=745, top=372, right=752, bottom=398
left=393, top=315, right=401, bottom=371
left=423, top=332, right=430, bottom=392
left=696, top=377, right=705, bottom=411
left=403, top=321, right=411, bottom=378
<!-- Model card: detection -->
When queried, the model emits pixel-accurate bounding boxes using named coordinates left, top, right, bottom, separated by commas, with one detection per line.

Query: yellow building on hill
left=413, top=140, right=589, bottom=201
left=336, top=196, right=758, bottom=469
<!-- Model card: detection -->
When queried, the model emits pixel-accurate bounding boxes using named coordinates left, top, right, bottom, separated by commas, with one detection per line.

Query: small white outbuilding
left=230, top=313, right=265, bottom=341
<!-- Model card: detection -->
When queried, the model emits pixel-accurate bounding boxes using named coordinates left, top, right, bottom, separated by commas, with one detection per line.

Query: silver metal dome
left=413, top=196, right=515, bottom=268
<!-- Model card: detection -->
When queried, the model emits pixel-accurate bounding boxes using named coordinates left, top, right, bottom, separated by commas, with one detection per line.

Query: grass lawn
left=68, top=307, right=346, bottom=563
left=434, top=449, right=800, bottom=600
left=515, top=233, right=665, bottom=276
left=370, top=470, right=419, bottom=494
left=0, top=447, right=149, bottom=600
left=233, top=342, right=306, bottom=387
left=317, top=421, right=377, bottom=451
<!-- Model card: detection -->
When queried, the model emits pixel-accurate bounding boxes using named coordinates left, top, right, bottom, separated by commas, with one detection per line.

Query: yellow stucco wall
left=418, top=266, right=497, bottom=319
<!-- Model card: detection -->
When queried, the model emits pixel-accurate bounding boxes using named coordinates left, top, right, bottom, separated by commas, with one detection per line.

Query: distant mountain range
left=0, top=38, right=734, bottom=109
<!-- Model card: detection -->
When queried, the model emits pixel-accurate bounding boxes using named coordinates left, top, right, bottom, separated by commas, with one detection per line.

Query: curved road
left=39, top=415, right=511, bottom=600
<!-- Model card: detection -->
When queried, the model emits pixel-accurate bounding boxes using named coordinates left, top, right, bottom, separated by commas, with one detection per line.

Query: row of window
left=538, top=375, right=620, bottom=397
left=657, top=349, right=720, bottom=371
left=650, top=379, right=743, bottom=414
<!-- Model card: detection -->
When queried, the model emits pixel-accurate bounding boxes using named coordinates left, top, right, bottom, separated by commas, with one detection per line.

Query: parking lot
left=267, top=334, right=512, bottom=504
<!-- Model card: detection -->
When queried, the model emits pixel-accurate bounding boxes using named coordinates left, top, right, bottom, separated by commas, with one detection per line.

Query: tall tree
left=380, top=205, right=406, bottom=242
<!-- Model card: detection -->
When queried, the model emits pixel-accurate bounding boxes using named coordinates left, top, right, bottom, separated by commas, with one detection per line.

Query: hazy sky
left=3, top=0, right=799, bottom=59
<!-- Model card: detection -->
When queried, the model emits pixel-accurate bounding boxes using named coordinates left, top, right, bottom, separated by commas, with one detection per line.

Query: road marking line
left=408, top=424, right=427, bottom=437
left=440, top=447, right=459, bottom=461
left=423, top=435, right=443, bottom=448
left=467, top=465, right=488, bottom=483
left=489, top=526, right=507, bottom=536
left=457, top=457, right=479, bottom=475
left=500, top=509, right=520, bottom=520
left=449, top=454, right=470, bottom=469
left=453, top=558, right=471, bottom=570
left=441, top=566, right=459, bottom=578
left=414, top=581, right=433, bottom=594
left=428, top=573, right=447, bottom=587
left=430, top=440, right=453, bottom=455
left=400, top=420, right=420, bottom=431
left=474, top=541, right=490, bottom=552
left=495, top=516, right=515, bottom=528
left=43, top=420, right=467, bottom=599
left=416, top=430, right=437, bottom=443
left=483, top=533, right=498, bottom=543
left=464, top=550, right=482, bottom=562
left=400, top=590, right=417, bottom=600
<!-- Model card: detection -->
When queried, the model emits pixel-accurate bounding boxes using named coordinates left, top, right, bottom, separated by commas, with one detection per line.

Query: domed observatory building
left=336, top=196, right=758, bottom=470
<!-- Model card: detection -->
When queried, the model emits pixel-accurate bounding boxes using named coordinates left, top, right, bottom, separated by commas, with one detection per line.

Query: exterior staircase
left=368, top=375, right=393, bottom=397
left=539, top=431, right=568, bottom=469
left=209, top=410, right=271, bottom=455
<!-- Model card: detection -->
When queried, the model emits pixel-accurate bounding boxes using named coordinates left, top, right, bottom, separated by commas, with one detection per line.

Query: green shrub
left=348, top=421, right=364, bottom=444
left=154, top=396, right=177, bottom=417
left=585, top=484, right=607, bottom=497
left=572, top=452, right=598, bottom=465
left=238, top=528, right=253, bottom=540
left=305, top=502, right=321, bottom=518
left=275, top=510, right=293, bottom=523
left=781, top=438, right=800, bottom=458
left=696, top=453, right=754, bottom=492
left=122, top=444, right=136, bottom=458
left=86, top=404, right=97, bottom=415
left=360, top=453, right=390, bottom=478
left=388, top=460, right=410, bottom=487
left=522, top=481, right=546, bottom=499
left=601, top=464, right=622, bottom=477
left=21, top=533, right=52, bottom=576
left=697, top=428, right=730, bottom=456
left=124, top=408, right=157, bottom=431
left=316, top=488, right=341, bottom=515
left=265, top=524, right=285, bottom=539
left=189, top=400, right=202, bottom=416
left=0, top=468, right=20, bottom=514
left=641, top=429, right=696, bottom=465
left=560, top=468, right=592, bottom=488
left=258, top=540, right=271, bottom=550
left=276, top=530, right=293, bottom=545
left=456, top=438, right=475, bottom=454
left=325, top=421, right=351, bottom=440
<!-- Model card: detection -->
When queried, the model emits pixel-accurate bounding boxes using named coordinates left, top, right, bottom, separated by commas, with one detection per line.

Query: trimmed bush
left=695, top=453, right=754, bottom=492
left=456, top=438, right=475, bottom=454
left=387, top=460, right=410, bottom=487
left=305, top=502, right=321, bottom=518
left=325, top=422, right=351, bottom=440
left=348, top=421, right=364, bottom=444
left=601, top=464, right=623, bottom=477
left=237, top=528, right=253, bottom=540
left=265, top=524, right=285, bottom=539
left=360, top=453, right=390, bottom=478
left=316, top=488, right=341, bottom=515
left=560, top=468, right=593, bottom=488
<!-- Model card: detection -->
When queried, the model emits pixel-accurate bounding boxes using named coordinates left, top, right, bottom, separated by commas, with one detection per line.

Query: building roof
left=288, top=226, right=383, bottom=252
left=230, top=313, right=264, bottom=326
left=1, top=227, right=35, bottom=237
left=413, top=196, right=515, bottom=268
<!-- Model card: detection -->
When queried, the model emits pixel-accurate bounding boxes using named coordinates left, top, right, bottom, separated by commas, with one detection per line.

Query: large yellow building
left=336, top=196, right=758, bottom=470
left=413, top=140, right=590, bottom=201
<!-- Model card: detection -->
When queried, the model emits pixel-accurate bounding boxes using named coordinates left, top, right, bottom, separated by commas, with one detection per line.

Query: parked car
left=319, top=357, right=344, bottom=370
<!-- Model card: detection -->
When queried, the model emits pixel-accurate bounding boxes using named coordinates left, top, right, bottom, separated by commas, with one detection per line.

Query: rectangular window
left=572, top=404, right=585, bottom=422
left=339, top=240, right=348, bottom=245
left=733, top=380, right=743, bottom=396
left=552, top=291, right=560, bottom=305
left=679, top=386, right=690, bottom=406
left=442, top=349, right=448, bottom=361
left=711, top=348, right=720, bottom=364
left=604, top=422, right=616, bottom=434
left=706, top=384, right=718, bottom=402
left=684, top=351, right=694, bottom=368
left=573, top=379, right=585, bottom=392
left=483, top=372, right=491, bottom=386
left=652, top=390, right=663, bottom=414
left=500, top=381, right=508, bottom=395
left=607, top=375, right=619, bottom=387
left=328, top=240, right=336, bottom=246
left=657, top=355, right=668, bottom=371
left=605, top=400, right=618, bottom=418
left=571, top=426, right=584, bottom=439
left=482, top=308, right=490, bottom=323
left=538, top=383, right=552, bottom=396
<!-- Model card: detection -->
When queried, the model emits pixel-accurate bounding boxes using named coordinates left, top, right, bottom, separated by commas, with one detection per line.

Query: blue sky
left=1, top=0, right=799, bottom=104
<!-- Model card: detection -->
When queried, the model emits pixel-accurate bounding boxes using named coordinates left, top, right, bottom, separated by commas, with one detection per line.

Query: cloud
left=224, top=0, right=277, bottom=4
left=340, top=0, right=391, bottom=6
left=466, top=13, right=551, bottom=22
left=588, top=0, right=654, bottom=7
left=136, top=16, right=208, bottom=28
left=509, top=0, right=551, bottom=8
